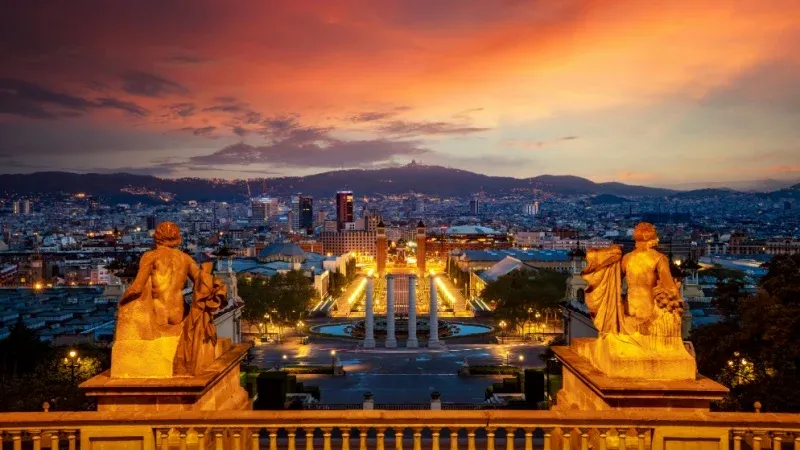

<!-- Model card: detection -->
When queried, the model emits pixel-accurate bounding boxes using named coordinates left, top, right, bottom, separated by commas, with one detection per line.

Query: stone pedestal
left=552, top=342, right=728, bottom=412
left=363, top=276, right=376, bottom=349
left=428, top=275, right=440, bottom=348
left=81, top=340, right=252, bottom=412
left=572, top=334, right=697, bottom=380
left=406, top=275, right=418, bottom=348
left=385, top=275, right=397, bottom=348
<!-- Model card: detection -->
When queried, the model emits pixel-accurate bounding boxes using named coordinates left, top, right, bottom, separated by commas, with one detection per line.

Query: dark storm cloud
left=189, top=139, right=429, bottom=168
left=95, top=97, right=148, bottom=117
left=180, top=126, right=217, bottom=137
left=377, top=120, right=491, bottom=136
left=0, top=78, right=148, bottom=119
left=261, top=115, right=332, bottom=143
left=350, top=111, right=391, bottom=122
left=232, top=126, right=249, bottom=137
left=203, top=101, right=262, bottom=125
left=121, top=70, right=189, bottom=97
left=348, top=106, right=413, bottom=123
left=168, top=102, right=196, bottom=118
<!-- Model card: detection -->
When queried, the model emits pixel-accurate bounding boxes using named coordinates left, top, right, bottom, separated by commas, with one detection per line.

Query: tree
left=238, top=270, right=317, bottom=336
left=345, top=258, right=357, bottom=282
left=692, top=254, right=800, bottom=412
left=0, top=318, right=50, bottom=379
left=481, top=270, right=567, bottom=333
left=0, top=333, right=108, bottom=412
left=238, top=275, right=273, bottom=334
left=328, top=271, right=346, bottom=297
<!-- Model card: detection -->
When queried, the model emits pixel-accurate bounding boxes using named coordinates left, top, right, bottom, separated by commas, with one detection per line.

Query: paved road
left=249, top=337, right=547, bottom=404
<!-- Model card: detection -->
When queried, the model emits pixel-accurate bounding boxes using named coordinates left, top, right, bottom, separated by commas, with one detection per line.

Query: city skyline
left=1, top=0, right=799, bottom=188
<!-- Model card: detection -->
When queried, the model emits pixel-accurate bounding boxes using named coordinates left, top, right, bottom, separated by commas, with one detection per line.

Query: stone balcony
left=1, top=409, right=799, bottom=450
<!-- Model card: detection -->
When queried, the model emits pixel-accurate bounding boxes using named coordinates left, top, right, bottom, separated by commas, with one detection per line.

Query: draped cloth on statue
left=581, top=245, right=635, bottom=335
left=174, top=263, right=227, bottom=376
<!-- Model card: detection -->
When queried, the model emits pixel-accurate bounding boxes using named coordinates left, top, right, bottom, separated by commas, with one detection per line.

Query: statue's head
left=154, top=221, right=182, bottom=248
left=633, top=222, right=658, bottom=248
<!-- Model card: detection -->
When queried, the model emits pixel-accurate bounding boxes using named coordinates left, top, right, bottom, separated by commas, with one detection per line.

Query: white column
left=363, top=276, right=376, bottom=349
left=385, top=275, right=397, bottom=348
left=407, top=275, right=418, bottom=348
left=428, top=274, right=440, bottom=348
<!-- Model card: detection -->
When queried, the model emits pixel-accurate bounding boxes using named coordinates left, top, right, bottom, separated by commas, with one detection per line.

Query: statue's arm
left=120, top=252, right=154, bottom=305
left=656, top=255, right=678, bottom=291
left=184, top=252, right=202, bottom=283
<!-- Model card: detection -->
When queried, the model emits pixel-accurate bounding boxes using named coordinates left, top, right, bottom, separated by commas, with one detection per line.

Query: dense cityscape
left=3, top=0, right=800, bottom=447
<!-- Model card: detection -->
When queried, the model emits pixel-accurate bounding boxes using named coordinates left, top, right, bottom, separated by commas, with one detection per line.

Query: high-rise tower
left=336, top=191, right=354, bottom=231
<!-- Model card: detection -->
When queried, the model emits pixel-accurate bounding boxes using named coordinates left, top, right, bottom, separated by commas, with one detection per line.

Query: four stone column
left=363, top=272, right=440, bottom=349
left=428, top=274, right=440, bottom=348
left=363, top=276, right=376, bottom=349
left=385, top=275, right=397, bottom=348
left=407, top=275, right=418, bottom=348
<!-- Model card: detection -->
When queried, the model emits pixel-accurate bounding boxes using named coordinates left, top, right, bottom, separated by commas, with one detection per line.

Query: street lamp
left=498, top=320, right=507, bottom=344
left=63, top=349, right=80, bottom=382
left=281, top=354, right=288, bottom=370
left=330, top=350, right=337, bottom=369
left=526, top=308, right=533, bottom=339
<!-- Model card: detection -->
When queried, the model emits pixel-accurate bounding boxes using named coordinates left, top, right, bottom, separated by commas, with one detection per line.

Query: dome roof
left=258, top=242, right=305, bottom=259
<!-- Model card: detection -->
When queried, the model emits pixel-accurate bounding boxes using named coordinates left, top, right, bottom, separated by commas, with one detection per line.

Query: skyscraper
left=291, top=195, right=314, bottom=231
left=336, top=191, right=354, bottom=230
left=469, top=195, right=480, bottom=215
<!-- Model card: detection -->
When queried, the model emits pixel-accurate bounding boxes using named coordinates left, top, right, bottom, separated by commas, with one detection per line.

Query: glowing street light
left=330, top=349, right=337, bottom=369
left=499, top=320, right=507, bottom=344
left=63, top=349, right=80, bottom=382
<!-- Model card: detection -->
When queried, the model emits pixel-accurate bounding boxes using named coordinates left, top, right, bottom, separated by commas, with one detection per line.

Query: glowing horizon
left=1, top=0, right=799, bottom=189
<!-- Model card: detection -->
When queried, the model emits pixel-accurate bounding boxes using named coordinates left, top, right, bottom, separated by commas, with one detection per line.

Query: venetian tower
left=376, top=220, right=387, bottom=276
left=416, top=221, right=426, bottom=274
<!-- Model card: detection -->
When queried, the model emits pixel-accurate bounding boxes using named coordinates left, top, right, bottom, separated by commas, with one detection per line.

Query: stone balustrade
left=1, top=409, right=800, bottom=450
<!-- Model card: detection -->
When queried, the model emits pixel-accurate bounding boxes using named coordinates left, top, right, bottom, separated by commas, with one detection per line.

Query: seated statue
left=112, top=222, right=227, bottom=378
left=579, top=222, right=695, bottom=380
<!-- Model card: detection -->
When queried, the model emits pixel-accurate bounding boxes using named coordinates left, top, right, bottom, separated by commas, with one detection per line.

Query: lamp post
left=526, top=308, right=533, bottom=340
left=63, top=349, right=80, bottom=383
left=498, top=320, right=507, bottom=344
left=281, top=354, right=288, bottom=370
left=330, top=350, right=336, bottom=370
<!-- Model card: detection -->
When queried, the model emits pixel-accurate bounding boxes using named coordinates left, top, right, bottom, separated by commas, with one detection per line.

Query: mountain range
left=0, top=164, right=797, bottom=203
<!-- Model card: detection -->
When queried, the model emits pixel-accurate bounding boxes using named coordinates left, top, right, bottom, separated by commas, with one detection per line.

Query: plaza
left=249, top=334, right=548, bottom=404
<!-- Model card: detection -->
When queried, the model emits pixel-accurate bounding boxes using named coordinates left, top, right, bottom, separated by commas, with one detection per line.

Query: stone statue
left=579, top=222, right=695, bottom=379
left=112, top=222, right=227, bottom=378
left=582, top=222, right=684, bottom=337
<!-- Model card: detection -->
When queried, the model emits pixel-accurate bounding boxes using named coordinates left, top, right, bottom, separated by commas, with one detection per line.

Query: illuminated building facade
left=319, top=230, right=376, bottom=257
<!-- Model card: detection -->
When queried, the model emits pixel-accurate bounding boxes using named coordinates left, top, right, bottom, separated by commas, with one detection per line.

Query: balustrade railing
left=1, top=410, right=799, bottom=450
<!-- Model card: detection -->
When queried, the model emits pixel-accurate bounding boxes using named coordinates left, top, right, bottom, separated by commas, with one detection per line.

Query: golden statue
left=579, top=222, right=695, bottom=380
left=112, top=222, right=227, bottom=378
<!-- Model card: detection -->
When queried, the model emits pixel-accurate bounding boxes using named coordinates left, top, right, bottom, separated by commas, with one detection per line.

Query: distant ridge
left=0, top=163, right=749, bottom=203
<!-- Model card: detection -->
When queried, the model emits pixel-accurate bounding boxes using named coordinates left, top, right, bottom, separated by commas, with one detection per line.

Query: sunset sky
left=1, top=0, right=799, bottom=188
